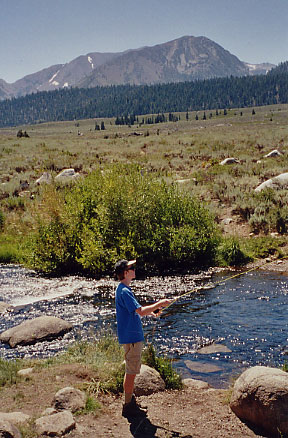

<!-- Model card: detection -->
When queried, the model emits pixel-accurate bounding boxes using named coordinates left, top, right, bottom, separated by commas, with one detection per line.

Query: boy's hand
left=158, top=298, right=174, bottom=308
left=151, top=310, right=162, bottom=318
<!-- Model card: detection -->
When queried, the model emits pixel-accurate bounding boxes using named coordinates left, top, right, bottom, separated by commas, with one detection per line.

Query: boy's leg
left=122, top=342, right=143, bottom=408
left=123, top=373, right=136, bottom=404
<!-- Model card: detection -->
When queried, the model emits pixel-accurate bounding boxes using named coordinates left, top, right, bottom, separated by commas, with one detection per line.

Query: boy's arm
left=135, top=299, right=173, bottom=317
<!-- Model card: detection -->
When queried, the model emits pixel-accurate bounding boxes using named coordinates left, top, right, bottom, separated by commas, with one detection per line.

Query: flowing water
left=0, top=264, right=287, bottom=388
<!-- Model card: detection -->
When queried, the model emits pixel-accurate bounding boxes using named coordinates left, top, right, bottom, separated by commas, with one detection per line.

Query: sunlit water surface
left=0, top=264, right=287, bottom=388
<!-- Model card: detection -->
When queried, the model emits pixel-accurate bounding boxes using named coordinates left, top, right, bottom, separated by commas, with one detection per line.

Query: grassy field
left=1, top=104, right=288, bottom=268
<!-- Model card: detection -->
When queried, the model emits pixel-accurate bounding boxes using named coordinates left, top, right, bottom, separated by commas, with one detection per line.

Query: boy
left=114, top=259, right=172, bottom=417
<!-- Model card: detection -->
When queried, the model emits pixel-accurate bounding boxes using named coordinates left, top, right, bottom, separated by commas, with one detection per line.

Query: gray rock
left=184, top=360, right=222, bottom=373
left=17, top=368, right=34, bottom=377
left=0, top=302, right=12, bottom=314
left=35, top=172, right=52, bottom=185
left=182, top=378, right=210, bottom=390
left=255, top=172, right=288, bottom=192
left=53, top=387, right=86, bottom=413
left=0, top=412, right=30, bottom=424
left=264, top=149, right=282, bottom=158
left=35, top=410, right=75, bottom=437
left=230, top=366, right=288, bottom=437
left=134, top=364, right=165, bottom=396
left=41, top=407, right=58, bottom=416
left=55, top=168, right=81, bottom=183
left=0, top=316, right=72, bottom=347
left=221, top=218, right=233, bottom=225
left=197, top=343, right=232, bottom=354
left=220, top=158, right=240, bottom=165
left=0, top=419, right=21, bottom=438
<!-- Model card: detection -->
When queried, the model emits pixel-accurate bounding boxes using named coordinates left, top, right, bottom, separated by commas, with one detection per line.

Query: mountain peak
left=0, top=35, right=273, bottom=100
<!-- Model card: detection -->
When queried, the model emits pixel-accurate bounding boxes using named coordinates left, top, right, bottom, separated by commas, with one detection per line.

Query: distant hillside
left=78, top=36, right=249, bottom=88
left=0, top=35, right=274, bottom=100
left=268, top=61, right=288, bottom=74
left=0, top=71, right=287, bottom=128
left=245, top=62, right=275, bottom=75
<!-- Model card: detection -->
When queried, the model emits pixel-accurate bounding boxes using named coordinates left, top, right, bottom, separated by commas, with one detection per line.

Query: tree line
left=0, top=65, right=287, bottom=128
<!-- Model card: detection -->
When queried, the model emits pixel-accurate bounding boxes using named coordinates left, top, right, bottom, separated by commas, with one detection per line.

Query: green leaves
left=29, top=164, right=219, bottom=276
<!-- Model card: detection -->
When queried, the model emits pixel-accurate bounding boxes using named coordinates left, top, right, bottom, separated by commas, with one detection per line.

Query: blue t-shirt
left=115, top=282, right=144, bottom=344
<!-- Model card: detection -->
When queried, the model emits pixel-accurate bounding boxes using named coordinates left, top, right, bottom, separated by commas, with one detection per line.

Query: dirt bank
left=0, top=364, right=266, bottom=437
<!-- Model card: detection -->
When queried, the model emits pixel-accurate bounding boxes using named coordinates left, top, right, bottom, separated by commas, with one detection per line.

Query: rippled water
left=0, top=264, right=287, bottom=388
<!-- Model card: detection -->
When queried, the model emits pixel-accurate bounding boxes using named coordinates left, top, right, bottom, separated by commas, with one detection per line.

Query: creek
left=0, top=264, right=287, bottom=388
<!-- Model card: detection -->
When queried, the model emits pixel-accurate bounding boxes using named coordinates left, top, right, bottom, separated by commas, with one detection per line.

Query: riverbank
left=0, top=362, right=264, bottom=438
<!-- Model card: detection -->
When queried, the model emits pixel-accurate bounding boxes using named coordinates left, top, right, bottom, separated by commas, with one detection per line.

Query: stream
left=0, top=264, right=287, bottom=388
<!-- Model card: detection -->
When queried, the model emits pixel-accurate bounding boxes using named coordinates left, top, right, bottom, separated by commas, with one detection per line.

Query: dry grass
left=0, top=104, right=288, bottom=259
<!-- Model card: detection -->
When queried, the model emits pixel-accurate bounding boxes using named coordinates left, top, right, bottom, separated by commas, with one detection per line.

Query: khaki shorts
left=123, top=341, right=143, bottom=375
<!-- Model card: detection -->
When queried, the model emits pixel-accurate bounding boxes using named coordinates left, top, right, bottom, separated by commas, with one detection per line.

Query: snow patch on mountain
left=88, top=56, right=94, bottom=69
left=49, top=70, right=60, bottom=83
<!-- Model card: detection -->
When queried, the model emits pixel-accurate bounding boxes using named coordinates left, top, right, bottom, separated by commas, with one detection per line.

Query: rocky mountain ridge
left=0, top=35, right=275, bottom=100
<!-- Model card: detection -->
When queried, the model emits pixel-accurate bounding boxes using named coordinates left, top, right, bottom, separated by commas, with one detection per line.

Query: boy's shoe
left=122, top=396, right=147, bottom=418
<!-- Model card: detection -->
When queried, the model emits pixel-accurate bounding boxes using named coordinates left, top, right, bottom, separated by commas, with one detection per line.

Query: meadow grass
left=0, top=104, right=288, bottom=269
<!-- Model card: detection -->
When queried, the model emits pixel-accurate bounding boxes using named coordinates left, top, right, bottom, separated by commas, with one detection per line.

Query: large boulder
left=0, top=412, right=30, bottom=425
left=255, top=172, right=288, bottom=192
left=55, top=168, right=81, bottom=183
left=52, top=387, right=86, bottom=413
left=35, top=410, right=75, bottom=437
left=0, top=316, right=72, bottom=347
left=230, top=366, right=288, bottom=437
left=134, top=364, right=165, bottom=396
left=0, top=419, right=21, bottom=438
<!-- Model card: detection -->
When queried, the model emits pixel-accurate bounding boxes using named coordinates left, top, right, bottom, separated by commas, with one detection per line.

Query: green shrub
left=51, top=336, right=125, bottom=394
left=0, top=242, right=20, bottom=263
left=27, top=164, right=220, bottom=276
left=242, top=236, right=285, bottom=259
left=217, top=237, right=250, bottom=266
left=0, top=211, right=4, bottom=231
left=235, top=188, right=288, bottom=234
left=142, top=344, right=183, bottom=390
left=0, top=358, right=21, bottom=387
left=77, top=395, right=102, bottom=414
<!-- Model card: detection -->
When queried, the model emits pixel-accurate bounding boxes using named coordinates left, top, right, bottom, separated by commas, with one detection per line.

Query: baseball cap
left=114, top=259, right=136, bottom=276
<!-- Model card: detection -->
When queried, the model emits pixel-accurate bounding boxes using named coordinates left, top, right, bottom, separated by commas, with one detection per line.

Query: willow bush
left=28, top=164, right=220, bottom=276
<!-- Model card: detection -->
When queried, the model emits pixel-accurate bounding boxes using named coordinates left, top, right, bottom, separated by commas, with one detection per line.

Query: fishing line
left=148, top=253, right=288, bottom=342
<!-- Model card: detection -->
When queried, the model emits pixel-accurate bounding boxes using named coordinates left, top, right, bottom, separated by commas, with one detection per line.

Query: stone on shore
left=0, top=419, right=21, bottom=438
left=182, top=378, right=210, bottom=390
left=0, top=316, right=72, bottom=348
left=17, top=368, right=34, bottom=377
left=134, top=364, right=165, bottom=396
left=0, top=302, right=12, bottom=314
left=230, top=366, right=288, bottom=437
left=0, top=412, right=30, bottom=425
left=35, top=410, right=75, bottom=437
left=52, top=387, right=86, bottom=413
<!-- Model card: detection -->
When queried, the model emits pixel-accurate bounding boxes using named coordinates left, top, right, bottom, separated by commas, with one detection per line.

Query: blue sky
left=1, top=0, right=287, bottom=83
